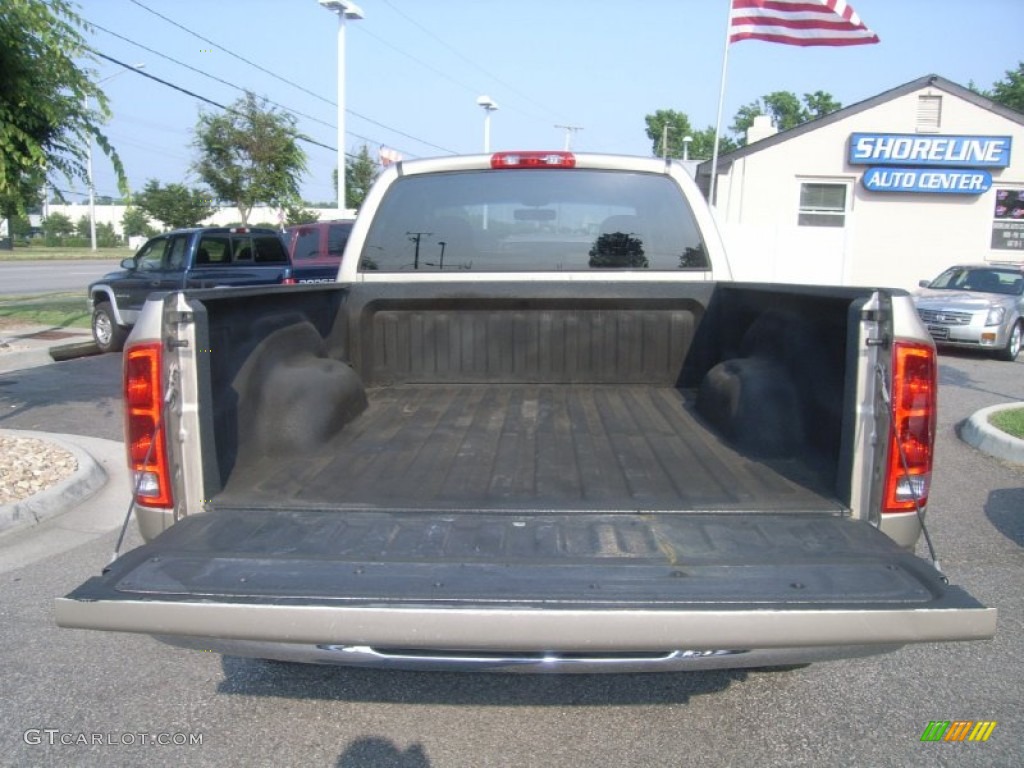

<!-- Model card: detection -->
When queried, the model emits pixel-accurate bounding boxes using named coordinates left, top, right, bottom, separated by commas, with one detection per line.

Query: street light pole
left=476, top=96, right=498, bottom=152
left=320, top=0, right=363, bottom=216
left=85, top=92, right=97, bottom=251
left=87, top=63, right=144, bottom=251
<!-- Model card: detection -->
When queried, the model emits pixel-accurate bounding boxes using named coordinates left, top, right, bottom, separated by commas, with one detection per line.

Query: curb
left=0, top=429, right=108, bottom=535
left=959, top=403, right=1024, bottom=466
left=0, top=325, right=99, bottom=374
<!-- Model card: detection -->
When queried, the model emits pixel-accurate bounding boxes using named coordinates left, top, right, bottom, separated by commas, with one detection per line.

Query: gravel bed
left=0, top=435, right=79, bottom=505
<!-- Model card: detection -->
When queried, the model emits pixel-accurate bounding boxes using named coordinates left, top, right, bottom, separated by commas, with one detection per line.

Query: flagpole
left=709, top=0, right=735, bottom=208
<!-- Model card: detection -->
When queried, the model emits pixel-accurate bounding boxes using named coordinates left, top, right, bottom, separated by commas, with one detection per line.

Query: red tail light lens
left=282, top=276, right=297, bottom=285
left=123, top=342, right=173, bottom=508
left=491, top=151, right=576, bottom=169
left=883, top=341, right=936, bottom=513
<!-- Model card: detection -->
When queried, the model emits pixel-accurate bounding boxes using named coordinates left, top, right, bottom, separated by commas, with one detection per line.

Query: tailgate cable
left=108, top=368, right=177, bottom=569
left=874, top=363, right=947, bottom=583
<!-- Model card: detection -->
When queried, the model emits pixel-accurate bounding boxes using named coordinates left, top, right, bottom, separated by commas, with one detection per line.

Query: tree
left=644, top=110, right=737, bottom=161
left=42, top=211, right=74, bottom=240
left=193, top=92, right=307, bottom=225
left=731, top=90, right=842, bottom=143
left=0, top=0, right=126, bottom=243
left=333, top=145, right=381, bottom=210
left=803, top=90, right=843, bottom=120
left=0, top=168, right=44, bottom=248
left=645, top=110, right=694, bottom=158
left=990, top=62, right=1024, bottom=113
left=122, top=206, right=156, bottom=238
left=283, top=202, right=318, bottom=226
left=347, top=145, right=380, bottom=210
left=134, top=179, right=217, bottom=230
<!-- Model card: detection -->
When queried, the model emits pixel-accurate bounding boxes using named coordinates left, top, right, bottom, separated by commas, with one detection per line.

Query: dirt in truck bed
left=220, top=384, right=842, bottom=513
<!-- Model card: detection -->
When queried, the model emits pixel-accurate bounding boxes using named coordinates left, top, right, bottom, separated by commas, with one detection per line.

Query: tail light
left=491, top=151, right=575, bottom=169
left=282, top=276, right=297, bottom=285
left=124, top=342, right=173, bottom=508
left=882, top=341, right=936, bottom=513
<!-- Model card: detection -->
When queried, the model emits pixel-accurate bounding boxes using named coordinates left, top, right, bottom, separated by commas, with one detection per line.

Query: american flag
left=730, top=0, right=880, bottom=47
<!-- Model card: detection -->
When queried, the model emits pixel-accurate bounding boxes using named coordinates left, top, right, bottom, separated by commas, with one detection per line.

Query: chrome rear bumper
left=156, top=636, right=902, bottom=673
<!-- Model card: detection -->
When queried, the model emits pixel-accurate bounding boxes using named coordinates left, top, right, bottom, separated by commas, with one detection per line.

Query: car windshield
left=359, top=169, right=709, bottom=272
left=929, top=267, right=1024, bottom=296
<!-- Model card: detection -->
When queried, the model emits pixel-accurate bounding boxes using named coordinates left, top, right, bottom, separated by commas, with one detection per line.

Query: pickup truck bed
left=222, top=383, right=838, bottom=513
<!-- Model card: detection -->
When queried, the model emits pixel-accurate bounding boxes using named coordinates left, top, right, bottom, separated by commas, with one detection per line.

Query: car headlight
left=985, top=306, right=1005, bottom=326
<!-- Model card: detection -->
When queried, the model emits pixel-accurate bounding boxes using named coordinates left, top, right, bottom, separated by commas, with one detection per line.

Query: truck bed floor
left=220, top=385, right=841, bottom=513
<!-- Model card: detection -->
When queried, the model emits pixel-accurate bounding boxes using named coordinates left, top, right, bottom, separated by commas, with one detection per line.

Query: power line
left=92, top=51, right=339, bottom=154
left=89, top=19, right=421, bottom=159
left=89, top=19, right=334, bottom=132
left=124, top=0, right=455, bottom=155
left=128, top=0, right=334, bottom=107
left=378, top=0, right=569, bottom=124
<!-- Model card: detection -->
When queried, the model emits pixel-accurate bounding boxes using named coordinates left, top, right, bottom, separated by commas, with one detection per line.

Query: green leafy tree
left=0, top=168, right=44, bottom=248
left=41, top=211, right=74, bottom=244
left=803, top=90, right=843, bottom=120
left=731, top=90, right=842, bottom=144
left=333, top=145, right=381, bottom=210
left=122, top=206, right=156, bottom=238
left=75, top=214, right=90, bottom=239
left=645, top=110, right=694, bottom=158
left=10, top=214, right=34, bottom=238
left=644, top=110, right=737, bottom=161
left=134, top=179, right=216, bottom=230
left=283, top=202, right=318, bottom=226
left=193, top=92, right=307, bottom=225
left=0, top=0, right=127, bottom=244
left=347, top=145, right=380, bottom=210
left=990, top=62, right=1024, bottom=113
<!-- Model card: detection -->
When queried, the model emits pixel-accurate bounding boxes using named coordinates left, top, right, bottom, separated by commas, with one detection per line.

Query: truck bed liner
left=220, top=384, right=841, bottom=513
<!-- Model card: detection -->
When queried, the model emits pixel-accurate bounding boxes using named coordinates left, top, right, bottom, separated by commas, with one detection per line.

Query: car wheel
left=92, top=302, right=128, bottom=353
left=996, top=321, right=1022, bottom=362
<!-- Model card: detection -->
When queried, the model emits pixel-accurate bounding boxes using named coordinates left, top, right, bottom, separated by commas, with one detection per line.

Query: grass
left=989, top=407, right=1024, bottom=440
left=0, top=245, right=132, bottom=261
left=0, top=292, right=91, bottom=330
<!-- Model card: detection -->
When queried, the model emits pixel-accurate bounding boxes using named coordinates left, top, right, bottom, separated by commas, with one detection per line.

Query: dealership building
left=698, top=74, right=1024, bottom=291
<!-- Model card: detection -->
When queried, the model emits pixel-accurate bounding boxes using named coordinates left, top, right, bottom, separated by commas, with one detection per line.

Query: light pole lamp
left=87, top=63, right=144, bottom=251
left=319, top=0, right=363, bottom=216
left=476, top=96, right=498, bottom=153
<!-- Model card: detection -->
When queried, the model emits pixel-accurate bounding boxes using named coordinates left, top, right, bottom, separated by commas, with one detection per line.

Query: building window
left=992, top=188, right=1024, bottom=251
left=798, top=183, right=847, bottom=228
left=917, top=95, right=942, bottom=131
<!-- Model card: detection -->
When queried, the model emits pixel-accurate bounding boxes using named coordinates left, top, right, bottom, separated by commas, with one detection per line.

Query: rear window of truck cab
left=284, top=221, right=352, bottom=265
left=358, top=169, right=709, bottom=272
left=196, top=233, right=288, bottom=265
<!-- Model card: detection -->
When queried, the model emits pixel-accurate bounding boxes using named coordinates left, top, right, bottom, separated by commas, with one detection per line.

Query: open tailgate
left=56, top=509, right=994, bottom=651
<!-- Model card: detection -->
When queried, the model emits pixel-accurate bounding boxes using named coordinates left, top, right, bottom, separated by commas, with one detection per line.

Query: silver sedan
left=914, top=263, right=1024, bottom=361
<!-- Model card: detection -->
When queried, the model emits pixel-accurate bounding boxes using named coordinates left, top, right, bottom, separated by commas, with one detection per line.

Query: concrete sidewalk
left=0, top=323, right=100, bottom=374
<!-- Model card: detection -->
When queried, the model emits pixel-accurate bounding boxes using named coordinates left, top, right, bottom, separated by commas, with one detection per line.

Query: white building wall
left=715, top=82, right=1024, bottom=291
left=46, top=203, right=350, bottom=238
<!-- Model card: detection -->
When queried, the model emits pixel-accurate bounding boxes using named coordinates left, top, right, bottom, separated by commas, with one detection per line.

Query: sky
left=75, top=0, right=1024, bottom=205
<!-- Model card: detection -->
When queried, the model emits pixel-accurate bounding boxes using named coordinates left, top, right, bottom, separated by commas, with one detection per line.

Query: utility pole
left=406, top=231, right=432, bottom=270
left=555, top=124, right=584, bottom=151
